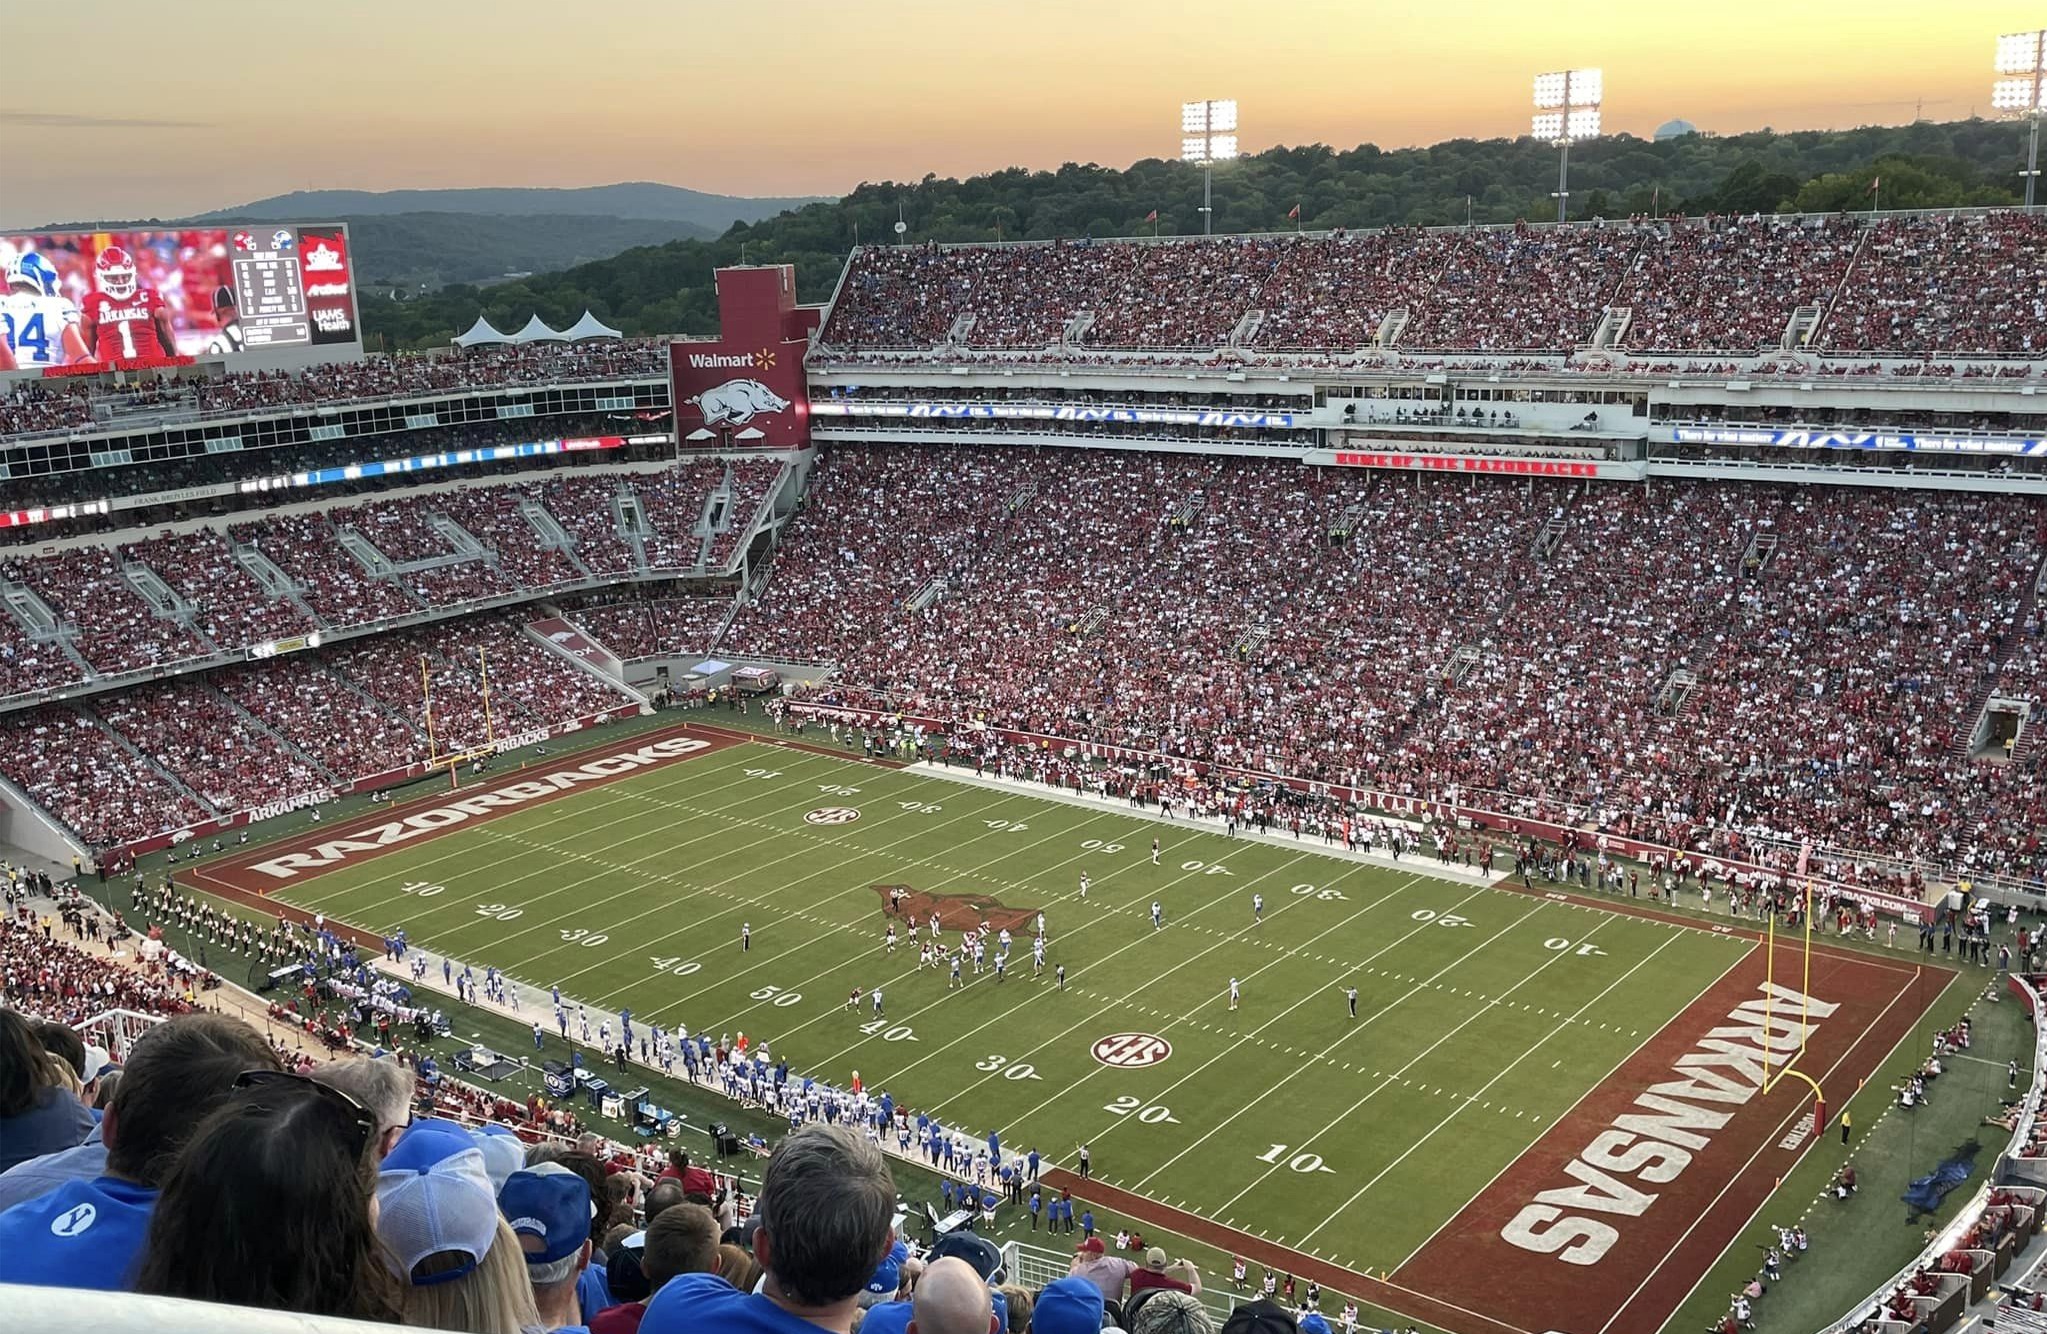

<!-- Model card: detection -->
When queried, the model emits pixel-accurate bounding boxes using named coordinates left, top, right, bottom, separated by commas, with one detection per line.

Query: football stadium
left=6, top=17, right=2047, bottom=1334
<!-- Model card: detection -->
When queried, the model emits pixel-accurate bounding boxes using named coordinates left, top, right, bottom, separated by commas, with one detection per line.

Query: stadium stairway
left=74, top=703, right=217, bottom=817
left=1952, top=551, right=2047, bottom=762
left=204, top=682, right=340, bottom=785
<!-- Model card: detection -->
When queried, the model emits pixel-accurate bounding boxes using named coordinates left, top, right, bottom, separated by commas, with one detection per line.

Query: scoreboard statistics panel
left=0, top=223, right=361, bottom=375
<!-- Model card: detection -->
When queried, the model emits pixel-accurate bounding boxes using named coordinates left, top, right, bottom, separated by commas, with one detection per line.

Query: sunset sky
left=3, top=0, right=2041, bottom=225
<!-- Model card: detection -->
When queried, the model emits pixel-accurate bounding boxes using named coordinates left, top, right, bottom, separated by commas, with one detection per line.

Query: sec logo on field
left=805, top=807, right=861, bottom=826
left=1091, top=1033, right=1172, bottom=1068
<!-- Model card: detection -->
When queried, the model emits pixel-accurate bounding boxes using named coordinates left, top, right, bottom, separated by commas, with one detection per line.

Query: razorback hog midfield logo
left=874, top=884, right=1037, bottom=933
left=689, top=378, right=790, bottom=428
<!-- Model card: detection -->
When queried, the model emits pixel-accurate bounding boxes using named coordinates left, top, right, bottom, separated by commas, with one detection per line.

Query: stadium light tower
left=1181, top=99, right=1239, bottom=235
left=1995, top=30, right=2047, bottom=210
left=1533, top=68, right=1603, bottom=222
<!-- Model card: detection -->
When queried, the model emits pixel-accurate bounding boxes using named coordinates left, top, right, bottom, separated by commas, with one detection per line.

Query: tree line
left=361, top=117, right=2037, bottom=351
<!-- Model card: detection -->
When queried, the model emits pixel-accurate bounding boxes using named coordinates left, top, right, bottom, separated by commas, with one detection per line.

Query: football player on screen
left=77, top=245, right=177, bottom=365
left=0, top=251, right=87, bottom=368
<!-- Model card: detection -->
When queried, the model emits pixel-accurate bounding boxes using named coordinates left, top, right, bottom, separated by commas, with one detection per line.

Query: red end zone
left=1395, top=942, right=1946, bottom=1334
left=181, top=723, right=746, bottom=941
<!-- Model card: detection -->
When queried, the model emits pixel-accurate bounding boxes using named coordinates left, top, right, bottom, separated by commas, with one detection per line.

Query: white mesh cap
left=375, top=1120, right=502, bottom=1285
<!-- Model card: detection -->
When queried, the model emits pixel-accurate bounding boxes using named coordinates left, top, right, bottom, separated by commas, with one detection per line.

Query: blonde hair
left=43, top=1054, right=82, bottom=1098
left=399, top=1218, right=543, bottom=1334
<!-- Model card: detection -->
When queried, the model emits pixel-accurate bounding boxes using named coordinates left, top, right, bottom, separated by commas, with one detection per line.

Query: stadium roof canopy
left=562, top=310, right=623, bottom=341
left=452, top=315, right=512, bottom=348
left=510, top=315, right=571, bottom=344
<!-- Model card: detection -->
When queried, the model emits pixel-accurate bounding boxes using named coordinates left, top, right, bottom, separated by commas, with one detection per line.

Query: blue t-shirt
left=578, top=1261, right=616, bottom=1322
left=0, top=1089, right=97, bottom=1174
left=0, top=1175, right=155, bottom=1290
left=643, top=1272, right=847, bottom=1334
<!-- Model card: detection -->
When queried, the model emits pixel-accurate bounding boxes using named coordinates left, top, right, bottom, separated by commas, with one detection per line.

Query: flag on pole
left=1144, top=210, right=1159, bottom=223
left=1288, top=203, right=1301, bottom=220
left=1867, top=176, right=1881, bottom=194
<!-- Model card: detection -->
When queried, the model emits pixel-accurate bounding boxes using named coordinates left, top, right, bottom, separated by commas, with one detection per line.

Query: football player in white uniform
left=0, top=252, right=86, bottom=368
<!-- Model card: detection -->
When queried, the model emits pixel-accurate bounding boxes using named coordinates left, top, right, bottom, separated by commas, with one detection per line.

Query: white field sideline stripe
left=859, top=851, right=1326, bottom=1113
left=1384, top=938, right=1757, bottom=1274
left=1611, top=966, right=1929, bottom=1334
left=1137, top=892, right=1562, bottom=1195
left=1299, top=926, right=1688, bottom=1242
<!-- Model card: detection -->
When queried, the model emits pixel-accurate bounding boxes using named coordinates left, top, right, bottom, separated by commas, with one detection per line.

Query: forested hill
left=362, top=117, right=2033, bottom=351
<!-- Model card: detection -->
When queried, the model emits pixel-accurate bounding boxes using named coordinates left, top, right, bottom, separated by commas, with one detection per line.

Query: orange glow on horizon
left=1, top=0, right=2037, bottom=224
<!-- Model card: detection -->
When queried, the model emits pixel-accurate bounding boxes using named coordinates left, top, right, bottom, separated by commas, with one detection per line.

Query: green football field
left=219, top=728, right=1762, bottom=1291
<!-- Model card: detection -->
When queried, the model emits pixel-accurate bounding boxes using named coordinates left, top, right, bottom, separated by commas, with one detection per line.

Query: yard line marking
left=523, top=786, right=1113, bottom=994
left=820, top=852, right=1348, bottom=1089
left=1121, top=887, right=1549, bottom=1193
left=1391, top=941, right=1760, bottom=1268
left=689, top=802, right=1184, bottom=1036
left=1299, top=928, right=1688, bottom=1241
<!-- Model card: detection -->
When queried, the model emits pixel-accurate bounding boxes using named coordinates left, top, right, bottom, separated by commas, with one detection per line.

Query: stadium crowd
left=0, top=340, right=669, bottom=439
left=0, top=458, right=782, bottom=700
left=725, top=444, right=2047, bottom=894
left=0, top=610, right=637, bottom=848
left=820, top=214, right=2047, bottom=357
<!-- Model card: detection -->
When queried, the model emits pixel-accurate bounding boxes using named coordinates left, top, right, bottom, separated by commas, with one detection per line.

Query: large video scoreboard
left=0, top=223, right=361, bottom=375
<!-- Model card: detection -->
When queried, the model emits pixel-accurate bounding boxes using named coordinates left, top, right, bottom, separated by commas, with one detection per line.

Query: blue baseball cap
left=376, top=1120, right=501, bottom=1285
left=500, top=1161, right=593, bottom=1267
left=866, top=1237, right=909, bottom=1295
left=1300, top=1316, right=1333, bottom=1334
left=1034, top=1276, right=1106, bottom=1334
left=471, top=1123, right=526, bottom=1192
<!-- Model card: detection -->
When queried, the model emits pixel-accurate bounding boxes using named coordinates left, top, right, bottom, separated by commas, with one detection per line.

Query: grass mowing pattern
left=269, top=736, right=1751, bottom=1279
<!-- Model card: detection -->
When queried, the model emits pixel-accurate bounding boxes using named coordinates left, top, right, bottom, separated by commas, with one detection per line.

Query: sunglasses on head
left=231, top=1069, right=378, bottom=1159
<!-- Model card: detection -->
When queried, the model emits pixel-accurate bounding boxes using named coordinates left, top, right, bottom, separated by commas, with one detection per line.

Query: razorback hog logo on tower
left=873, top=884, right=1037, bottom=934
left=689, top=377, right=790, bottom=428
left=669, top=263, right=814, bottom=449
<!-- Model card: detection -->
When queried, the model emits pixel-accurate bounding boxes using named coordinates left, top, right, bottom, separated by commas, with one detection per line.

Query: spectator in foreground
left=1070, top=1233, right=1138, bottom=1303
left=556, top=1150, right=618, bottom=1323
left=1032, top=1276, right=1109, bottom=1334
left=591, top=1202, right=724, bottom=1334
left=313, top=1053, right=417, bottom=1161
left=661, top=1147, right=717, bottom=1197
left=640, top=1123, right=897, bottom=1334
left=0, top=1013, right=278, bottom=1289
left=906, top=1256, right=1001, bottom=1334
left=0, top=1008, right=94, bottom=1173
left=504, top=1160, right=598, bottom=1334
left=1131, top=1290, right=1215, bottom=1334
left=377, top=1119, right=543, bottom=1334
left=1221, top=1299, right=1298, bottom=1334
left=1129, top=1247, right=1203, bottom=1297
left=132, top=1070, right=399, bottom=1322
